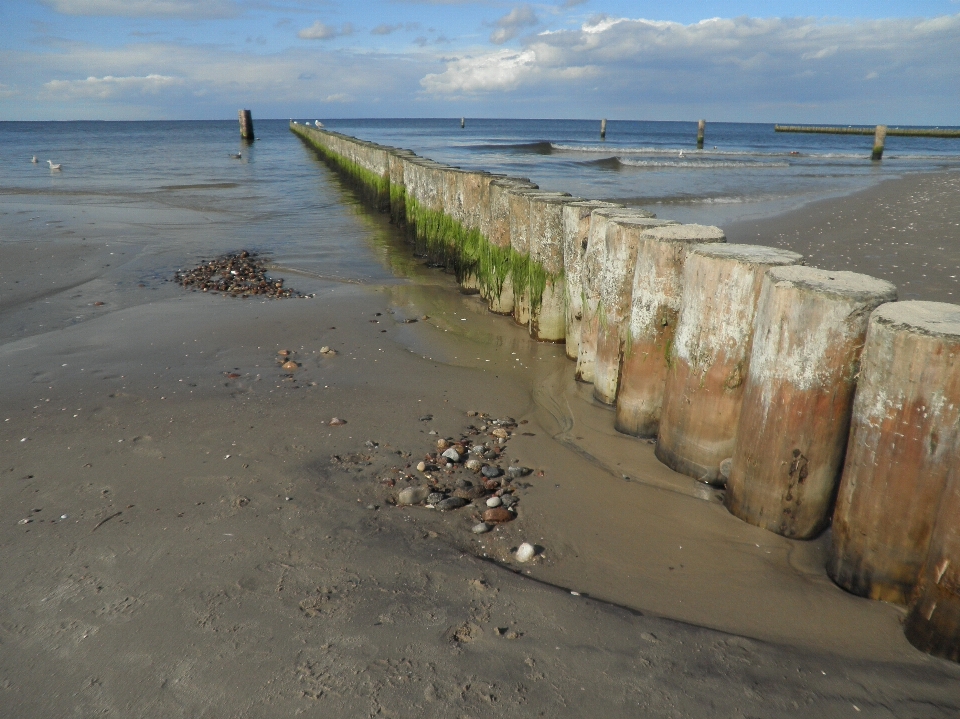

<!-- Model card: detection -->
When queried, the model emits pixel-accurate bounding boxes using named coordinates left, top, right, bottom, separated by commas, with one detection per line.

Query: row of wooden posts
left=289, top=121, right=960, bottom=662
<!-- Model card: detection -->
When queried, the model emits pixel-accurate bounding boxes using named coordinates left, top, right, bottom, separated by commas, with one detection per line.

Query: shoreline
left=3, top=132, right=960, bottom=715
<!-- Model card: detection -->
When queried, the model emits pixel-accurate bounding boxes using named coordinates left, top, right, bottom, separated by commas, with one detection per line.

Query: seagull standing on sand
left=31, top=156, right=38, bottom=163
left=47, top=160, right=62, bottom=170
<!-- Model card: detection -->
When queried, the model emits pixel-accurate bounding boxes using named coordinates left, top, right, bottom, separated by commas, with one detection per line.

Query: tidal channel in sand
left=2, top=122, right=959, bottom=717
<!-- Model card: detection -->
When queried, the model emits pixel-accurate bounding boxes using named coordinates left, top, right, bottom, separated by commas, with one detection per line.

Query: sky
left=1, top=0, right=959, bottom=123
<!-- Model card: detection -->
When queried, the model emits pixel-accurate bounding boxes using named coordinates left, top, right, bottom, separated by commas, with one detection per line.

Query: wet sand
left=3, top=169, right=960, bottom=717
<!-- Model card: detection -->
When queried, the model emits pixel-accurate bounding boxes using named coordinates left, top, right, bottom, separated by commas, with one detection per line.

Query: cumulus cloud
left=490, top=5, right=538, bottom=45
left=372, top=23, right=403, bottom=35
left=42, top=73, right=184, bottom=100
left=39, top=0, right=238, bottom=18
left=423, top=12, right=960, bottom=114
left=298, top=21, right=354, bottom=40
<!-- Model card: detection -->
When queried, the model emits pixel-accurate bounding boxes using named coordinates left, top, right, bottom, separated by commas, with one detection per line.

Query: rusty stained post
left=592, top=216, right=678, bottom=405
left=828, top=301, right=960, bottom=604
left=697, top=120, right=706, bottom=149
left=239, top=109, right=254, bottom=141
left=872, top=125, right=887, bottom=161
left=725, top=267, right=897, bottom=539
left=614, top=224, right=726, bottom=437
left=656, top=244, right=803, bottom=485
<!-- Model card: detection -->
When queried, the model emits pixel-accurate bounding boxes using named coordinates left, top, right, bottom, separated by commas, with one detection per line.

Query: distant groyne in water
left=290, top=120, right=960, bottom=662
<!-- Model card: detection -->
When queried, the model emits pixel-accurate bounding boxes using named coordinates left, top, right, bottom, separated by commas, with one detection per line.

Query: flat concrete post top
left=638, top=224, right=726, bottom=244
left=687, top=243, right=803, bottom=267
left=828, top=300, right=960, bottom=604
left=591, top=206, right=657, bottom=222
left=725, top=266, right=897, bottom=539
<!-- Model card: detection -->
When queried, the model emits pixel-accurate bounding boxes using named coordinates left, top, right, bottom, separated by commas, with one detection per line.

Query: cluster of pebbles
left=391, top=411, right=532, bottom=535
left=174, top=251, right=307, bottom=298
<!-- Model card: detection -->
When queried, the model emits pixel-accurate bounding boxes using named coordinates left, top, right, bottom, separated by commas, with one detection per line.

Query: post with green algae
left=872, top=125, right=887, bottom=161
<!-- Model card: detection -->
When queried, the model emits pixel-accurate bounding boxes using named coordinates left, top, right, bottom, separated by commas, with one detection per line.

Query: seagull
left=31, top=156, right=38, bottom=163
left=678, top=150, right=685, bottom=158
left=47, top=160, right=62, bottom=170
left=229, top=152, right=242, bottom=159
left=314, top=120, right=323, bottom=128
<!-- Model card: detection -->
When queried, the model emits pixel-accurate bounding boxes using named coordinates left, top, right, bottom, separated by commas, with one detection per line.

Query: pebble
left=278, top=349, right=291, bottom=356
left=441, top=447, right=461, bottom=462
left=486, top=496, right=502, bottom=508
left=456, top=478, right=474, bottom=489
left=516, top=542, right=536, bottom=562
left=472, top=522, right=492, bottom=534
left=465, top=458, right=482, bottom=472
left=492, top=428, right=509, bottom=439
left=501, top=494, right=518, bottom=508
left=319, top=346, right=330, bottom=353
left=467, top=410, right=478, bottom=417
left=427, top=492, right=446, bottom=505
left=483, top=479, right=500, bottom=491
left=507, top=466, right=531, bottom=478
left=481, top=465, right=502, bottom=479
left=398, top=486, right=430, bottom=505
left=482, top=507, right=513, bottom=523
left=436, top=497, right=468, bottom=511
left=436, top=438, right=450, bottom=450
left=281, top=360, right=298, bottom=370
left=174, top=250, right=303, bottom=299
left=719, top=457, right=733, bottom=481
left=419, top=415, right=433, bottom=421
left=416, top=461, right=426, bottom=472
left=329, top=417, right=346, bottom=426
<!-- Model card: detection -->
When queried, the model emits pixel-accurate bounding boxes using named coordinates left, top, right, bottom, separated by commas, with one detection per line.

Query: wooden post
left=461, top=117, right=465, bottom=129
left=485, top=178, right=538, bottom=314
left=614, top=224, right=726, bottom=437
left=529, top=194, right=582, bottom=342
left=601, top=118, right=607, bottom=139
left=656, top=244, right=802, bottom=484
left=828, top=302, right=960, bottom=604
left=697, top=119, right=705, bottom=149
left=577, top=207, right=655, bottom=383
left=561, top=201, right=622, bottom=360
left=905, top=464, right=960, bottom=662
left=239, top=109, right=254, bottom=140
left=872, top=125, right=887, bottom=161
left=725, top=268, right=897, bottom=539
left=592, top=216, right=679, bottom=405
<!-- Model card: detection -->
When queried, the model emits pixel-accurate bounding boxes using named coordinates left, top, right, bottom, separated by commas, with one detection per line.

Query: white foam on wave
left=616, top=157, right=790, bottom=169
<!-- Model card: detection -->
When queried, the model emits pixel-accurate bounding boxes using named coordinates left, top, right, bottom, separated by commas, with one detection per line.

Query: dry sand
left=2, top=170, right=960, bottom=717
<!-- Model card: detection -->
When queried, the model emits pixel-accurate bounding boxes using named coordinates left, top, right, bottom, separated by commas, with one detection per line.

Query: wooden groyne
left=290, top=121, right=960, bottom=662
left=774, top=124, right=960, bottom=138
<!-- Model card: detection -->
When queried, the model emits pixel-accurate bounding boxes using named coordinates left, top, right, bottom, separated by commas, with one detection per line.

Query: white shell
left=515, top=542, right=536, bottom=563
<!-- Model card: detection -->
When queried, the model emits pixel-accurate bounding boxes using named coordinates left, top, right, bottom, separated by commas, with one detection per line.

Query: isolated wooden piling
left=656, top=244, right=803, bottom=484
left=461, top=117, right=466, bottom=129
left=872, top=125, right=887, bottom=161
left=828, top=302, right=960, bottom=604
left=905, top=465, right=960, bottom=662
left=485, top=178, right=538, bottom=314
left=577, top=207, right=656, bottom=383
left=528, top=193, right=582, bottom=341
left=592, top=216, right=679, bottom=404
left=697, top=120, right=706, bottom=149
left=239, top=109, right=254, bottom=140
left=614, top=225, right=726, bottom=437
left=725, top=268, right=897, bottom=539
left=561, top=201, right=623, bottom=360
left=601, top=119, right=607, bottom=139
left=509, top=189, right=571, bottom=327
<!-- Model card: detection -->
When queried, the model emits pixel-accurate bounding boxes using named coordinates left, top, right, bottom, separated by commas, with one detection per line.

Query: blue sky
left=1, top=1, right=958, bottom=122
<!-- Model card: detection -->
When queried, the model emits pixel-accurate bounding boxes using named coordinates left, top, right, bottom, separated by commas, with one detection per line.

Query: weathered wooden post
left=656, top=244, right=802, bottom=484
left=592, top=216, right=679, bottom=404
left=614, top=225, right=726, bottom=437
left=905, top=465, right=960, bottom=662
left=601, top=118, right=607, bottom=139
left=561, top=201, right=622, bottom=360
left=872, top=125, right=887, bottom=161
left=724, top=268, right=897, bottom=539
left=697, top=120, right=706, bottom=149
left=239, top=109, right=254, bottom=140
left=485, top=178, right=537, bottom=314
left=577, top=207, right=655, bottom=383
left=828, top=302, right=960, bottom=604
left=528, top=193, right=582, bottom=341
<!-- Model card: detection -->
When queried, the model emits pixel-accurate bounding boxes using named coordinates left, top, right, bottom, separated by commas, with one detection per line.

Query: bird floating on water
left=31, top=156, right=38, bottom=163
left=230, top=152, right=242, bottom=159
left=678, top=150, right=685, bottom=158
left=47, top=160, right=62, bottom=170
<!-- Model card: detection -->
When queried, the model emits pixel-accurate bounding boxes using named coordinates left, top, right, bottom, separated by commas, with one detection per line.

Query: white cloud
left=0, top=83, right=19, bottom=98
left=298, top=21, right=354, bottom=40
left=39, top=0, right=239, bottom=18
left=371, top=23, right=403, bottom=35
left=490, top=5, right=538, bottom=45
left=324, top=93, right=353, bottom=102
left=41, top=73, right=184, bottom=100
left=422, top=49, right=537, bottom=93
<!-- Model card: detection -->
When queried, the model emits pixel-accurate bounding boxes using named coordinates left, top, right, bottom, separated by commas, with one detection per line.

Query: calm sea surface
left=2, top=118, right=959, bottom=283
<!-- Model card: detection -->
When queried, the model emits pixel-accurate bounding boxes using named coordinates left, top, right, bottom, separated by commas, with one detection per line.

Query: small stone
left=441, top=448, right=461, bottom=462
left=486, top=496, right=502, bottom=508
left=419, top=415, right=433, bottom=421
left=398, top=486, right=430, bottom=505
left=491, top=428, right=508, bottom=439
left=719, top=457, right=733, bottom=481
left=319, top=346, right=330, bottom=353
left=436, top=497, right=468, bottom=511
left=456, top=478, right=474, bottom=489
left=427, top=492, right=446, bottom=505
left=507, top=466, right=531, bottom=478
left=329, top=417, right=346, bottom=426
left=278, top=349, right=291, bottom=356
left=515, top=542, right=536, bottom=562
left=281, top=360, right=298, bottom=370
left=437, top=438, right=450, bottom=450
left=482, top=507, right=513, bottom=524
left=465, top=459, right=482, bottom=472
left=467, top=411, right=477, bottom=417
left=472, top=522, right=492, bottom=534
left=483, top=479, right=500, bottom=491
left=18, top=518, right=32, bottom=525
left=454, top=486, right=485, bottom=500
left=366, top=504, right=377, bottom=510
left=483, top=450, right=497, bottom=460
left=416, top=461, right=426, bottom=472
left=501, top=494, right=518, bottom=508
left=481, top=465, right=502, bottom=479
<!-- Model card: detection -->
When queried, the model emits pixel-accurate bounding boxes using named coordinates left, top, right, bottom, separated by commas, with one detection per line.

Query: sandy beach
left=3, top=159, right=960, bottom=717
